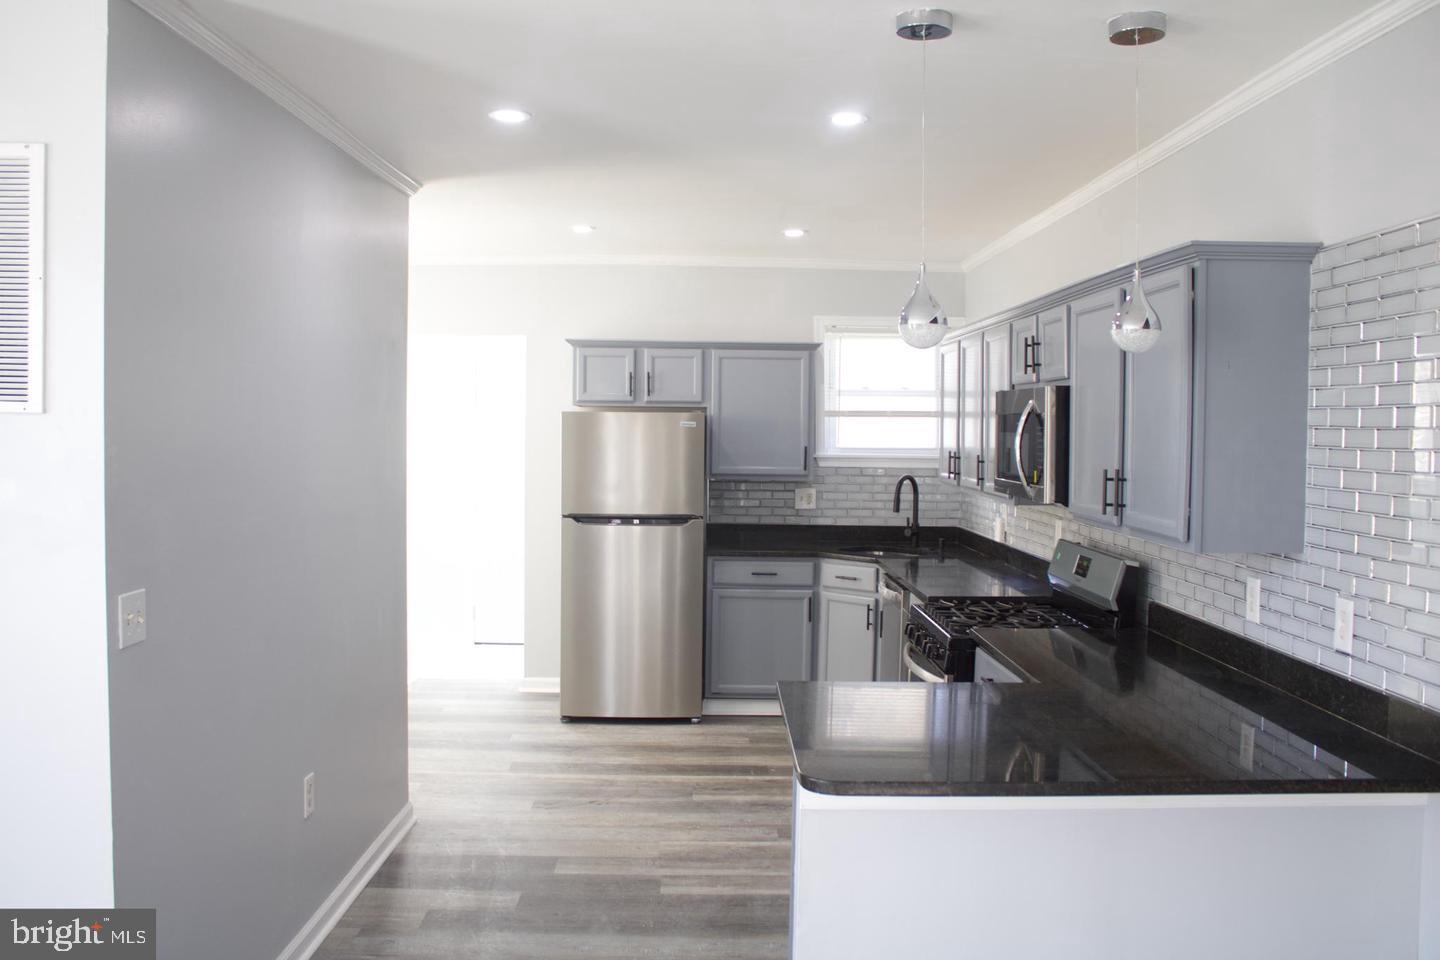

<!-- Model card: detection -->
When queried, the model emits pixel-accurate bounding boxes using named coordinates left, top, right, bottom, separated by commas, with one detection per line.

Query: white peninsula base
left=790, top=781, right=1440, bottom=960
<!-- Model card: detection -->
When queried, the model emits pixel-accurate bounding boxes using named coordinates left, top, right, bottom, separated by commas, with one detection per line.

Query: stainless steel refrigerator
left=560, top=409, right=706, bottom=720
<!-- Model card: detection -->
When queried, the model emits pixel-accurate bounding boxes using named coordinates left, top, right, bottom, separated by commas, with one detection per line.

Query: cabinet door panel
left=1037, top=305, right=1070, bottom=382
left=575, top=347, right=636, bottom=403
left=707, top=587, right=812, bottom=697
left=817, top=590, right=875, bottom=682
left=1069, top=288, right=1125, bottom=526
left=1011, top=316, right=1038, bottom=384
left=982, top=326, right=1012, bottom=493
left=643, top=347, right=705, bottom=404
left=937, top=340, right=960, bottom=482
left=1122, top=266, right=1193, bottom=542
left=710, top=350, right=812, bottom=476
left=957, top=332, right=984, bottom=489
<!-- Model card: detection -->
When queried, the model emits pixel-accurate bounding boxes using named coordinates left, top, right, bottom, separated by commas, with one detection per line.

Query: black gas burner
left=924, top=597, right=1076, bottom=633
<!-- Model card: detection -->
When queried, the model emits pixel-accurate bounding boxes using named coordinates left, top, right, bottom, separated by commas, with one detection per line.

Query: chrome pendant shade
left=1109, top=11, right=1167, bottom=354
left=899, top=263, right=948, bottom=348
left=896, top=9, right=953, bottom=349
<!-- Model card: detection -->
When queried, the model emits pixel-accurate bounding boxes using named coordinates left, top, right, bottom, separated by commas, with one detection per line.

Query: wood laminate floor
left=314, top=682, right=794, bottom=959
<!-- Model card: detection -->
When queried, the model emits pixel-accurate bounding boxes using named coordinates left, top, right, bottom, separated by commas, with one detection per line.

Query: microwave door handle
left=1013, top=398, right=1040, bottom=499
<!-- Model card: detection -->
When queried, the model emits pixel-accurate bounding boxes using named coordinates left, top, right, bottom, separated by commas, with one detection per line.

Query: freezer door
left=561, top=410, right=706, bottom=517
left=560, top=517, right=704, bottom=718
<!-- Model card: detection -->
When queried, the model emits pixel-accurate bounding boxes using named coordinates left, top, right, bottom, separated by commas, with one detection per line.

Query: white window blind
left=0, top=143, right=44, bottom=413
left=818, top=318, right=939, bottom=457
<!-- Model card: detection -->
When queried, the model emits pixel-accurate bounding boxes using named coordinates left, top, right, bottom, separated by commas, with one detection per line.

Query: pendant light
left=1108, top=11, right=1167, bottom=354
left=896, top=8, right=953, bottom=349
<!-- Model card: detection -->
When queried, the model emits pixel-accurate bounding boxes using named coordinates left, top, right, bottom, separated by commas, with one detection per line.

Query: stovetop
left=908, top=595, right=1120, bottom=680
left=922, top=597, right=1079, bottom=633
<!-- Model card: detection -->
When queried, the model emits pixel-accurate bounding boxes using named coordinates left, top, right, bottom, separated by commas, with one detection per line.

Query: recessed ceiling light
left=571, top=224, right=596, bottom=235
left=782, top=228, right=807, bottom=239
left=829, top=110, right=868, bottom=128
left=488, top=108, right=531, bottom=124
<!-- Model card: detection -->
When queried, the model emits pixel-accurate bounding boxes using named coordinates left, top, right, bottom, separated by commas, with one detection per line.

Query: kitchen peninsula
left=779, top=607, right=1440, bottom=960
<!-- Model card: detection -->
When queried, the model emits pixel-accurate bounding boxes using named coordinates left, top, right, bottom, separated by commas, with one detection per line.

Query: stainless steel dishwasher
left=876, top=576, right=908, bottom=682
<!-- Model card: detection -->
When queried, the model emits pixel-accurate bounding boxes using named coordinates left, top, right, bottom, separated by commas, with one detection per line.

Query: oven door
left=902, top=640, right=950, bottom=683
left=992, top=386, right=1069, bottom=505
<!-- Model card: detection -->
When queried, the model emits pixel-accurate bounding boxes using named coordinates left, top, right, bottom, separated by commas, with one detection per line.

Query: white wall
left=408, top=256, right=963, bottom=679
left=0, top=0, right=114, bottom=906
left=963, top=8, right=1440, bottom=319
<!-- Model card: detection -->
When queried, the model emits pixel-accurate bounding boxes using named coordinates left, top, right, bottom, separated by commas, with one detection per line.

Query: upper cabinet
left=1061, top=243, right=1315, bottom=554
left=937, top=339, right=960, bottom=481
left=710, top=349, right=813, bottom=478
left=574, top=346, right=636, bottom=404
left=1010, top=306, right=1070, bottom=384
left=941, top=328, right=1008, bottom=492
left=642, top=347, right=704, bottom=404
left=981, top=326, right=1011, bottom=494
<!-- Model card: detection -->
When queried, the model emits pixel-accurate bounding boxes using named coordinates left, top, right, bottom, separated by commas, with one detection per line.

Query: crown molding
left=412, top=253, right=967, bottom=272
left=959, top=0, right=1440, bottom=274
left=127, top=0, right=420, bottom=196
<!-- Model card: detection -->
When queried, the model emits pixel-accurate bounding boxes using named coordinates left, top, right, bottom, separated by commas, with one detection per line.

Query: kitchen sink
left=837, top=546, right=924, bottom=559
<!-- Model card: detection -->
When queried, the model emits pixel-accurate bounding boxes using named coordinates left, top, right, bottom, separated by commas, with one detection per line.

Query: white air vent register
left=0, top=142, right=44, bottom=413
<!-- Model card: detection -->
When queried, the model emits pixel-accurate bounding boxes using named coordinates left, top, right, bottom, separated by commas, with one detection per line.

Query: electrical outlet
left=118, top=589, right=147, bottom=649
left=1238, top=723, right=1256, bottom=772
left=1333, top=597, right=1355, bottom=655
left=794, top=487, right=817, bottom=510
left=1053, top=518, right=1063, bottom=543
left=1245, top=577, right=1262, bottom=623
left=993, top=512, right=1007, bottom=543
left=303, top=772, right=315, bottom=819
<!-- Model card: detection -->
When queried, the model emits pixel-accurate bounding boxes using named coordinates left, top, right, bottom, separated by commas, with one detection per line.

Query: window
left=818, top=318, right=939, bottom=458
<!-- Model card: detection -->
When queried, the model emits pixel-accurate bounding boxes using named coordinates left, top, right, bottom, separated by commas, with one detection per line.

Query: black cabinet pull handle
left=836, top=575, right=860, bottom=582
left=865, top=604, right=873, bottom=630
left=1030, top=336, right=1041, bottom=374
left=803, top=445, right=808, bottom=471
left=628, top=371, right=634, bottom=397
left=1102, top=469, right=1113, bottom=515
left=807, top=595, right=813, bottom=622
left=976, top=456, right=985, bottom=486
left=1116, top=473, right=1128, bottom=512
left=646, top=370, right=653, bottom=397
left=750, top=571, right=779, bottom=577
left=1022, top=337, right=1033, bottom=374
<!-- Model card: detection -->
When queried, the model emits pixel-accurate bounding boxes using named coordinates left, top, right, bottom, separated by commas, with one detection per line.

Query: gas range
left=903, top=540, right=1139, bottom=683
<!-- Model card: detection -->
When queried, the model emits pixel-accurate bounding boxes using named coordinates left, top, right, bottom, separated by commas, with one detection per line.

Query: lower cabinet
left=707, top=583, right=813, bottom=698
left=816, top=590, right=876, bottom=682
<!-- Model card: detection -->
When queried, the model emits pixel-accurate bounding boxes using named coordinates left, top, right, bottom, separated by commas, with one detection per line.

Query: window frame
left=814, top=316, right=940, bottom=464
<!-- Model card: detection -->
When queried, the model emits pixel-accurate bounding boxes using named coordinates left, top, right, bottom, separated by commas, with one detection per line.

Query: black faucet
left=892, top=475, right=920, bottom=545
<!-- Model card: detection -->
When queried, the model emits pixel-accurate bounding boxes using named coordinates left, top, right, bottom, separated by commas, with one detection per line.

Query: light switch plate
left=993, top=513, right=1007, bottom=543
left=1053, top=518, right=1064, bottom=543
left=1333, top=597, right=1355, bottom=654
left=794, top=488, right=817, bottom=510
left=303, top=772, right=315, bottom=819
left=1245, top=577, right=1262, bottom=623
left=118, top=589, right=147, bottom=649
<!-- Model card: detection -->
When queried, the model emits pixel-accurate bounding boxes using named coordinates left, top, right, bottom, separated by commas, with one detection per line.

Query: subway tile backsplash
left=711, top=213, right=1440, bottom=713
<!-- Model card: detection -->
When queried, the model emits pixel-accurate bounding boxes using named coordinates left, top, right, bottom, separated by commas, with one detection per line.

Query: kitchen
left=7, top=1, right=1440, bottom=959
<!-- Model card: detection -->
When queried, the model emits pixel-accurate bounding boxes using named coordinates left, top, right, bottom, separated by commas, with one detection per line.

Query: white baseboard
left=703, top=698, right=781, bottom=717
left=518, top=676, right=560, bottom=694
left=275, top=802, right=416, bottom=960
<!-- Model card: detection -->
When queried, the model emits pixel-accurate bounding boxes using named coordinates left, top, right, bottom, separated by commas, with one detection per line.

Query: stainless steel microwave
left=993, top=385, right=1069, bottom=505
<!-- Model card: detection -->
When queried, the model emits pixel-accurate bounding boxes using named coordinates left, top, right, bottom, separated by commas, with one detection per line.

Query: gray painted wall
left=103, top=3, right=409, bottom=958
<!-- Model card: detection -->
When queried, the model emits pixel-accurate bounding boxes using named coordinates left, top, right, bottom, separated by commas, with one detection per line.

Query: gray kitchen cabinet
left=641, top=347, right=704, bottom=404
left=1068, top=287, right=1125, bottom=527
left=937, top=338, right=960, bottom=482
left=981, top=325, right=1011, bottom=494
left=817, top=590, right=876, bottom=682
left=1036, top=305, right=1070, bottom=382
left=574, top=346, right=637, bottom=404
left=707, top=586, right=813, bottom=697
left=710, top=349, right=813, bottom=477
left=1121, top=266, right=1192, bottom=543
left=1010, top=315, right=1038, bottom=385
left=956, top=332, right=984, bottom=489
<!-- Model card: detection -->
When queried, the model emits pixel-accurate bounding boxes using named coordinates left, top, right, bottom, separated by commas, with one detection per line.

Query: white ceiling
left=179, top=0, right=1378, bottom=265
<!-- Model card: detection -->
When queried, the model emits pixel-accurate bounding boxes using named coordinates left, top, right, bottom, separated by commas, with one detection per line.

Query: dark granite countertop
left=778, top=621, right=1440, bottom=798
left=705, top=523, right=1050, bottom=601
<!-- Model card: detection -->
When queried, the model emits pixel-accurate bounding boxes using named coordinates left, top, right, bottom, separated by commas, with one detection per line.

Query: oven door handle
left=1013, top=398, right=1041, bottom=500
left=903, top=642, right=948, bottom=683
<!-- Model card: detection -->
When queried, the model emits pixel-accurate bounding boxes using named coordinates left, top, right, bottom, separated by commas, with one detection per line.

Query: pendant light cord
left=920, top=33, right=928, bottom=267
left=1133, top=27, right=1141, bottom=271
